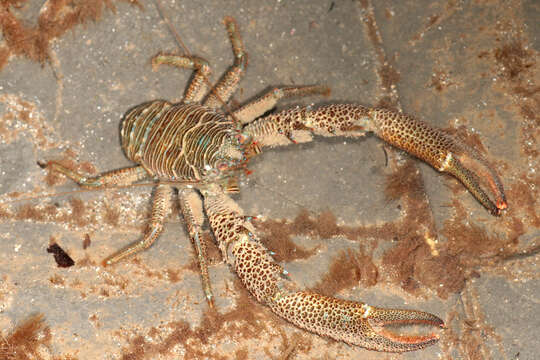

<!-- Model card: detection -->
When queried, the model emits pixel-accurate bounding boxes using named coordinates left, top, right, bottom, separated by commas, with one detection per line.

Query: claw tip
left=497, top=200, right=508, bottom=211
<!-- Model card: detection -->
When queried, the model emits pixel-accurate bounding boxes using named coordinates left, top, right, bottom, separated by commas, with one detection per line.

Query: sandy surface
left=0, top=0, right=538, bottom=359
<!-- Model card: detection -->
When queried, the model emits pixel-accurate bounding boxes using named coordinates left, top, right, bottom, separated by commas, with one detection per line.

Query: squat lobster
left=47, top=16, right=506, bottom=352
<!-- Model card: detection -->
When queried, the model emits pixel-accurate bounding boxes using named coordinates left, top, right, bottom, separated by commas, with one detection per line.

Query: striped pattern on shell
left=120, top=101, right=238, bottom=181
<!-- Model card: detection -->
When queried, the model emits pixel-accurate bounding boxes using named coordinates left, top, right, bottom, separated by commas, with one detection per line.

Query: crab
left=46, top=17, right=506, bottom=352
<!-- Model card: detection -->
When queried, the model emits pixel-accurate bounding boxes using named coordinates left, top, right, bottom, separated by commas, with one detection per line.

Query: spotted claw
left=245, top=104, right=507, bottom=215
left=202, top=189, right=444, bottom=353
left=359, top=305, right=444, bottom=352
left=367, top=108, right=507, bottom=215
left=269, top=292, right=444, bottom=353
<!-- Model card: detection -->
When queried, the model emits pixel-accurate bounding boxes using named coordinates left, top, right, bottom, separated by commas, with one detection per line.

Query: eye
left=216, top=160, right=229, bottom=171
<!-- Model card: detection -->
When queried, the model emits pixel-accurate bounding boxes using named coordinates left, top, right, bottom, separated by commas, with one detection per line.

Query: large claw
left=202, top=175, right=444, bottom=353
left=367, top=108, right=507, bottom=215
left=364, top=306, right=444, bottom=352
left=245, top=104, right=507, bottom=215
left=269, top=292, right=443, bottom=353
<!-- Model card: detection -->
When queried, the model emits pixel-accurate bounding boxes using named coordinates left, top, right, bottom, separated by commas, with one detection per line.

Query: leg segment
left=243, top=104, right=371, bottom=146
left=47, top=162, right=148, bottom=188
left=151, top=54, right=211, bottom=103
left=103, top=183, right=172, bottom=266
left=200, top=184, right=443, bottom=352
left=178, top=187, right=214, bottom=307
left=232, top=85, right=330, bottom=124
left=203, top=17, right=248, bottom=108
left=243, top=104, right=506, bottom=215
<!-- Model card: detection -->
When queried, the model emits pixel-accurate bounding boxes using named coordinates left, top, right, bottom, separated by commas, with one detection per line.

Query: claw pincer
left=271, top=293, right=443, bottom=352
left=367, top=109, right=507, bottom=215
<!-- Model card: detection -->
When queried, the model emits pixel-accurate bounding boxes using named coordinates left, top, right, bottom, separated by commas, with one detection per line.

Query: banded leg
left=103, top=183, right=172, bottom=266
left=200, top=184, right=443, bottom=352
left=178, top=187, right=214, bottom=307
left=203, top=16, right=248, bottom=108
left=232, top=85, right=331, bottom=124
left=152, top=54, right=211, bottom=103
left=243, top=104, right=506, bottom=215
left=47, top=162, right=148, bottom=188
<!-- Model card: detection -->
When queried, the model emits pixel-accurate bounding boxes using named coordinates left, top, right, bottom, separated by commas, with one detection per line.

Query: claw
left=269, top=292, right=444, bottom=353
left=367, top=109, right=507, bottom=215
left=245, top=104, right=506, bottom=215
left=203, top=185, right=445, bottom=353
left=443, top=144, right=507, bottom=215
left=364, top=306, right=444, bottom=352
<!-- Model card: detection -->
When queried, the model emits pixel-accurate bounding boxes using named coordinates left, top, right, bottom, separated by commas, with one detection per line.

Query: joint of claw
left=438, top=152, right=453, bottom=172
left=206, top=295, right=215, bottom=309
left=361, top=303, right=373, bottom=318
